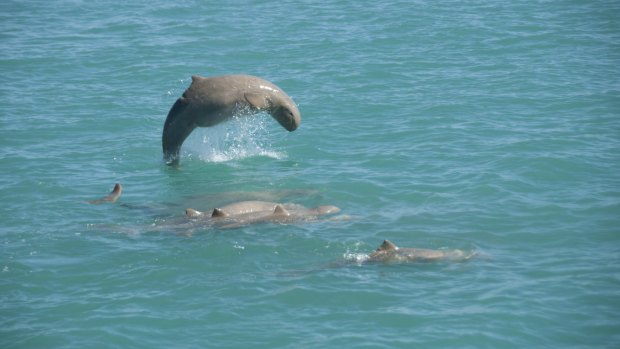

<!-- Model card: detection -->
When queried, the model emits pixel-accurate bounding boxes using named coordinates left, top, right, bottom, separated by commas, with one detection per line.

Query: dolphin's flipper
left=244, top=92, right=271, bottom=110
left=89, top=183, right=122, bottom=204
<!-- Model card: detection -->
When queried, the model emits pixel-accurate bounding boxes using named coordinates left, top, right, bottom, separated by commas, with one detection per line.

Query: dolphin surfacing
left=185, top=200, right=341, bottom=228
left=88, top=184, right=341, bottom=231
left=366, top=240, right=475, bottom=263
left=162, top=74, right=301, bottom=165
left=88, top=183, right=122, bottom=204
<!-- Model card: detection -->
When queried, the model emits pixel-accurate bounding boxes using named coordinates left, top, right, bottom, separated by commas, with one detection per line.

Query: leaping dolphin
left=162, top=74, right=301, bottom=165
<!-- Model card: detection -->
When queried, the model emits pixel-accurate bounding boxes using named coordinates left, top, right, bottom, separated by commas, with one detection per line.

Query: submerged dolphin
left=366, top=240, right=475, bottom=263
left=162, top=74, right=301, bottom=165
left=186, top=200, right=341, bottom=228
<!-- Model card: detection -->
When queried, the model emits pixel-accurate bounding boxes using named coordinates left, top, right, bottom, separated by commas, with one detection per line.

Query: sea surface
left=1, top=1, right=619, bottom=348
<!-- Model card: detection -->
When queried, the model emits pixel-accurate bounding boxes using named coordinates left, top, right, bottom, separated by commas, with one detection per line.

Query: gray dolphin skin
left=186, top=200, right=341, bottom=228
left=88, top=183, right=122, bottom=204
left=367, top=240, right=475, bottom=263
left=162, top=74, right=301, bottom=165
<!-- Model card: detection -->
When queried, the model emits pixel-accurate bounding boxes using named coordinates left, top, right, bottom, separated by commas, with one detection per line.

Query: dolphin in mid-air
left=162, top=74, right=301, bottom=165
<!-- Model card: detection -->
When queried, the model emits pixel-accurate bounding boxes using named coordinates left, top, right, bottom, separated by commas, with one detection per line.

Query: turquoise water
left=2, top=0, right=619, bottom=347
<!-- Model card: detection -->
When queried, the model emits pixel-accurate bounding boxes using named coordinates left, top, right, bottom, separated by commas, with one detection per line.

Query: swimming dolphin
left=162, top=74, right=301, bottom=165
left=88, top=183, right=122, bottom=204
left=366, top=240, right=475, bottom=263
left=186, top=200, right=341, bottom=228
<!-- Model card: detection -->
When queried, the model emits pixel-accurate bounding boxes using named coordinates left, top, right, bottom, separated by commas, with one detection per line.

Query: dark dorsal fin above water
left=211, top=208, right=228, bottom=218
left=89, top=183, right=122, bottom=204
left=377, top=240, right=398, bottom=252
left=273, top=204, right=290, bottom=216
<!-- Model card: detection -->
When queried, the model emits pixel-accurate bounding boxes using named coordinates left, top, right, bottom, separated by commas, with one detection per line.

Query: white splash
left=183, top=113, right=287, bottom=163
left=343, top=252, right=370, bottom=265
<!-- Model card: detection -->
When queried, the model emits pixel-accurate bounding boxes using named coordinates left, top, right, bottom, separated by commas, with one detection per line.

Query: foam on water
left=342, top=252, right=371, bottom=265
left=182, top=113, right=287, bottom=163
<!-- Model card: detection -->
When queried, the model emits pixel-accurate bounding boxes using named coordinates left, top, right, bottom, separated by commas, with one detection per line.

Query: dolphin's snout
left=186, top=208, right=204, bottom=218
left=291, top=114, right=301, bottom=131
left=317, top=205, right=340, bottom=215
left=285, top=117, right=300, bottom=132
left=273, top=106, right=301, bottom=132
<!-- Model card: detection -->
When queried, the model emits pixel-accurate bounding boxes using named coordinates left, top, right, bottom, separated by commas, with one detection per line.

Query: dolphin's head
left=315, top=205, right=341, bottom=215
left=186, top=208, right=204, bottom=218
left=270, top=95, right=301, bottom=132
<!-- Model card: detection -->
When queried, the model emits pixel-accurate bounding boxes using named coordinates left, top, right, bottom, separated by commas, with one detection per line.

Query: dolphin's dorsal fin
left=211, top=208, right=229, bottom=218
left=244, top=92, right=271, bottom=110
left=273, top=205, right=290, bottom=216
left=377, top=240, right=398, bottom=251
left=191, top=75, right=204, bottom=83
left=88, top=183, right=123, bottom=204
left=186, top=208, right=203, bottom=218
left=110, top=183, right=122, bottom=200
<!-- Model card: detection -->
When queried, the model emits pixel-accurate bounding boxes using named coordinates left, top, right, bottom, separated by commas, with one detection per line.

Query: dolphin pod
left=162, top=74, right=301, bottom=165
left=88, top=183, right=122, bottom=204
left=88, top=75, right=478, bottom=265
left=88, top=185, right=477, bottom=263
left=88, top=183, right=341, bottom=229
